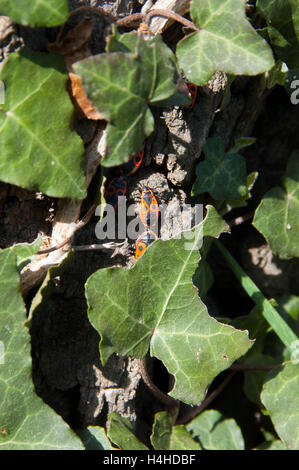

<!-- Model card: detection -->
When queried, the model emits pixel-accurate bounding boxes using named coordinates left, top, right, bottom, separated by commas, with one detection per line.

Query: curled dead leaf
left=47, top=18, right=105, bottom=121
left=68, top=72, right=105, bottom=120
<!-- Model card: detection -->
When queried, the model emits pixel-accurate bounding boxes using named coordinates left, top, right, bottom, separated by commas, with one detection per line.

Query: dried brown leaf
left=68, top=72, right=105, bottom=120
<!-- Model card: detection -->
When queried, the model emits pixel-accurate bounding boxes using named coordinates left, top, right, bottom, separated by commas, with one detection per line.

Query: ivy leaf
left=261, top=363, right=299, bottom=449
left=107, top=413, right=149, bottom=450
left=106, top=29, right=183, bottom=106
left=266, top=60, right=288, bottom=90
left=86, top=206, right=252, bottom=405
left=150, top=412, right=173, bottom=450
left=253, top=150, right=299, bottom=259
left=0, top=242, right=83, bottom=450
left=176, top=0, right=274, bottom=85
left=227, top=171, right=258, bottom=208
left=186, top=409, right=245, bottom=450
left=150, top=412, right=202, bottom=450
left=74, top=33, right=180, bottom=167
left=229, top=137, right=256, bottom=154
left=0, top=49, right=86, bottom=199
left=77, top=427, right=115, bottom=450
left=167, top=426, right=203, bottom=450
left=0, top=0, right=69, bottom=26
left=14, top=236, right=42, bottom=272
left=257, top=0, right=299, bottom=68
left=192, top=137, right=248, bottom=201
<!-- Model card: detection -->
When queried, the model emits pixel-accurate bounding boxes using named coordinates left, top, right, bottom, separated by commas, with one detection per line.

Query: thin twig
left=37, top=236, right=71, bottom=255
left=71, top=242, right=125, bottom=251
left=56, top=6, right=199, bottom=46
left=145, top=9, right=200, bottom=31
left=116, top=13, right=145, bottom=28
left=37, top=204, right=96, bottom=255
left=176, top=371, right=236, bottom=425
left=116, top=9, right=200, bottom=32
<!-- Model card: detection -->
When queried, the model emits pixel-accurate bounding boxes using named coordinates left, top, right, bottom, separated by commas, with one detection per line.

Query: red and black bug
left=140, top=188, right=159, bottom=228
left=121, top=144, right=145, bottom=176
left=184, top=82, right=198, bottom=109
left=104, top=176, right=127, bottom=209
left=135, top=230, right=158, bottom=260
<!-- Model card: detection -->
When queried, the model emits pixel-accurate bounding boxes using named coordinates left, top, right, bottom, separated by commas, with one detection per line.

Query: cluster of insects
left=104, top=143, right=159, bottom=260
left=136, top=187, right=159, bottom=260
left=104, top=82, right=198, bottom=260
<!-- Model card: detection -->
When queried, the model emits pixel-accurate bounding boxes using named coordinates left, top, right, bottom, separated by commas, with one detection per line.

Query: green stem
left=213, top=239, right=298, bottom=351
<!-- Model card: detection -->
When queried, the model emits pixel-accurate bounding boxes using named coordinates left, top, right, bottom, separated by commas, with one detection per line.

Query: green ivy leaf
left=0, top=49, right=86, bottom=199
left=107, top=28, right=191, bottom=108
left=14, top=236, right=42, bottom=272
left=168, top=426, right=202, bottom=450
left=176, top=0, right=274, bottom=85
left=266, top=61, right=288, bottom=90
left=257, top=0, right=299, bottom=68
left=74, top=33, right=180, bottom=167
left=227, top=171, right=258, bottom=208
left=106, top=29, right=183, bottom=106
left=255, top=439, right=287, bottom=450
left=253, top=150, right=299, bottom=259
left=186, top=409, right=245, bottom=450
left=77, top=426, right=115, bottom=450
left=229, top=137, right=256, bottom=154
left=151, top=412, right=201, bottom=450
left=192, top=137, right=248, bottom=201
left=86, top=206, right=252, bottom=405
left=107, top=413, right=149, bottom=450
left=261, top=363, right=299, bottom=449
left=0, top=0, right=69, bottom=26
left=0, top=242, right=83, bottom=450
left=150, top=411, right=173, bottom=450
